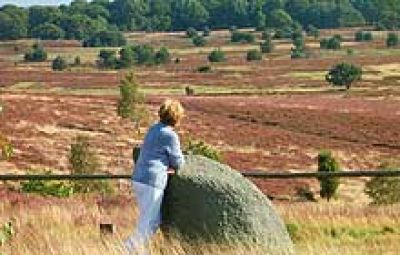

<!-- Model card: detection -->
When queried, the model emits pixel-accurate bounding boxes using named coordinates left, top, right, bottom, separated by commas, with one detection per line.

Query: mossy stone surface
left=161, top=155, right=295, bottom=254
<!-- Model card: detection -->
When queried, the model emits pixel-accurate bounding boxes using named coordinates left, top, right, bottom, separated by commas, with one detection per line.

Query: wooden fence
left=1, top=170, right=400, bottom=181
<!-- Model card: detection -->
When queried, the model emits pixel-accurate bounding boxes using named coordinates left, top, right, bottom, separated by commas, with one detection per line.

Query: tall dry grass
left=1, top=194, right=400, bottom=255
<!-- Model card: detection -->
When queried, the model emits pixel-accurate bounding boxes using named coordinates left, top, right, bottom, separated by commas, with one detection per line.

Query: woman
left=125, top=99, right=185, bottom=255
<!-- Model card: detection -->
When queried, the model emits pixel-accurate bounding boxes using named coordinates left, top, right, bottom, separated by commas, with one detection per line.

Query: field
left=1, top=192, right=400, bottom=255
left=1, top=28, right=400, bottom=254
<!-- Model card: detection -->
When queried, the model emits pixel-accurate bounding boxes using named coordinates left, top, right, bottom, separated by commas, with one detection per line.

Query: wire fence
left=1, top=170, right=400, bottom=181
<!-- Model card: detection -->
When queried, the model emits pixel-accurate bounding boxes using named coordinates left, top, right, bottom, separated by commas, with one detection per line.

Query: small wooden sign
left=100, top=223, right=115, bottom=235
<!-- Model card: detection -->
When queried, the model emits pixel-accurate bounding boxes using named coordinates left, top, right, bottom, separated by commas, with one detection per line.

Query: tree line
left=1, top=0, right=400, bottom=42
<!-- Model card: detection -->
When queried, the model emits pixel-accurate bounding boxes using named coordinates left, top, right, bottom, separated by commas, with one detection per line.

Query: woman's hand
left=167, top=169, right=176, bottom=175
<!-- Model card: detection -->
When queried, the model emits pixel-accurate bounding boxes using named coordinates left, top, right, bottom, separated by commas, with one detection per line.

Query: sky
left=0, top=0, right=73, bottom=7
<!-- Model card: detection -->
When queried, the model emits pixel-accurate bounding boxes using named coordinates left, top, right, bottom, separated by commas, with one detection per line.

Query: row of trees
left=2, top=0, right=400, bottom=41
left=98, top=45, right=171, bottom=69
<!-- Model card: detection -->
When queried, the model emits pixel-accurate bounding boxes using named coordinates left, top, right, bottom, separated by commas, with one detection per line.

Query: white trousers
left=124, top=181, right=164, bottom=255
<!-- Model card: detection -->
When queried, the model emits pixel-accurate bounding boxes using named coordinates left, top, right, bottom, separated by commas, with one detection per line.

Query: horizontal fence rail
left=1, top=170, right=400, bottom=181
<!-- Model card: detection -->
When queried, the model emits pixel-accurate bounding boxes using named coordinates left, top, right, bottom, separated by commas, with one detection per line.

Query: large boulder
left=161, top=155, right=295, bottom=254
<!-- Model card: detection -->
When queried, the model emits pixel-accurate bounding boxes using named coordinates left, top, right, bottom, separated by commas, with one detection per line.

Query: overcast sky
left=0, top=0, right=73, bottom=7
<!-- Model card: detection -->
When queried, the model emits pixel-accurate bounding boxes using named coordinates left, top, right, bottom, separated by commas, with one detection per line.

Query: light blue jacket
left=132, top=122, right=185, bottom=189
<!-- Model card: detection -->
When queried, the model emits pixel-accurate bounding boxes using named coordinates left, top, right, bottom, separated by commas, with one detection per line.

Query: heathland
left=1, top=1, right=400, bottom=254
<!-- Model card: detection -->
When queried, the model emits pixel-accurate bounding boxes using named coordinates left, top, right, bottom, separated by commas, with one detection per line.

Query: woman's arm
left=162, top=130, right=185, bottom=172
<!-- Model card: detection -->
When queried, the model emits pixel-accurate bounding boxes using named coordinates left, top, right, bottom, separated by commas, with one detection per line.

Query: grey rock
left=162, top=155, right=295, bottom=255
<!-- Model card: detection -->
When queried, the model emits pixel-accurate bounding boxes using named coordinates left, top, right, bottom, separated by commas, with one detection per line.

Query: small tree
left=260, top=38, right=274, bottom=53
left=208, top=48, right=226, bottom=62
left=317, top=150, right=341, bottom=201
left=155, top=47, right=171, bottom=64
left=273, top=27, right=293, bottom=39
left=365, top=160, right=400, bottom=205
left=24, top=43, right=47, bottom=62
left=306, top=25, right=319, bottom=38
left=52, top=56, right=68, bottom=71
left=0, top=103, right=12, bottom=161
left=203, top=26, right=211, bottom=37
left=133, top=44, right=156, bottom=65
left=69, top=135, right=99, bottom=175
left=186, top=27, right=197, bottom=38
left=326, top=63, right=362, bottom=90
left=98, top=49, right=118, bottom=69
left=183, top=139, right=221, bottom=162
left=0, top=135, right=13, bottom=161
left=74, top=56, right=81, bottom=66
left=386, top=33, right=399, bottom=48
left=320, top=37, right=341, bottom=50
left=117, top=72, right=147, bottom=125
left=69, top=135, right=112, bottom=194
left=262, top=29, right=273, bottom=41
left=185, top=86, right=195, bottom=96
left=118, top=46, right=136, bottom=68
left=355, top=31, right=373, bottom=42
left=246, top=49, right=262, bottom=61
left=291, top=33, right=307, bottom=59
left=192, top=35, right=207, bottom=47
left=231, top=31, right=255, bottom=43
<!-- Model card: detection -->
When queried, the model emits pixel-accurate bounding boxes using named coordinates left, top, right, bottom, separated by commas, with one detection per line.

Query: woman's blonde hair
left=159, top=99, right=184, bottom=126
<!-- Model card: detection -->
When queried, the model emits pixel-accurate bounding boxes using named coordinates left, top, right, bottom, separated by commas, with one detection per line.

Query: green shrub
left=246, top=49, right=262, bottom=61
left=52, top=56, right=68, bottom=71
left=0, top=222, right=14, bottom=246
left=320, top=37, right=341, bottom=50
left=186, top=27, right=197, bottom=38
left=183, top=139, right=221, bottom=162
left=291, top=47, right=307, bottom=59
left=118, top=44, right=171, bottom=67
left=326, top=62, right=362, bottom=90
left=262, top=29, right=273, bottom=40
left=192, top=35, right=207, bottom=47
left=231, top=31, right=255, bottom=43
left=386, top=33, right=399, bottom=48
left=229, top=25, right=237, bottom=32
left=117, top=72, right=147, bottom=122
left=295, top=186, right=316, bottom=202
left=98, top=49, right=118, bottom=69
left=24, top=43, right=47, bottom=62
left=202, top=26, right=211, bottom=37
left=346, top=48, right=355, bottom=56
left=155, top=47, right=171, bottom=64
left=83, top=30, right=126, bottom=47
left=208, top=48, right=226, bottom=62
left=0, top=135, right=13, bottom=161
left=185, top=86, right=195, bottom=96
left=69, top=136, right=113, bottom=194
left=355, top=31, right=373, bottom=42
left=74, top=56, right=81, bottom=66
left=69, top=136, right=99, bottom=175
left=317, top=150, right=341, bottom=201
left=132, top=44, right=156, bottom=65
left=21, top=171, right=74, bottom=198
left=291, top=33, right=306, bottom=59
left=286, top=223, right=300, bottom=241
left=260, top=39, right=273, bottom=53
left=365, top=160, right=400, bottom=204
left=306, top=25, right=319, bottom=38
left=273, top=27, right=293, bottom=39
left=197, top=65, right=212, bottom=73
